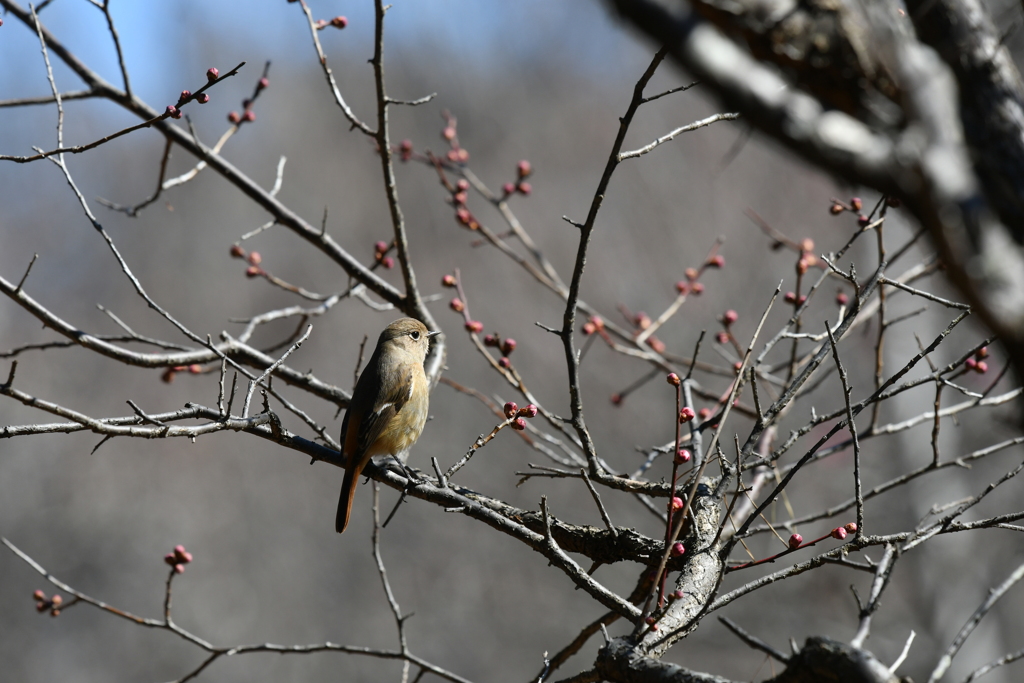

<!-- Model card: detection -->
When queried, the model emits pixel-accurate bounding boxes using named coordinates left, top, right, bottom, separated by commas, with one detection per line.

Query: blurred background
left=1, top=1, right=1023, bottom=681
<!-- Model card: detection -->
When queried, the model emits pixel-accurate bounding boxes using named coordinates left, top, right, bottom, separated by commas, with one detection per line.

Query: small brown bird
left=336, top=318, right=436, bottom=533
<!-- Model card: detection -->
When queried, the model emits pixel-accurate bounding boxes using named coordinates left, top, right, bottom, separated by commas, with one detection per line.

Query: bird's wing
left=351, top=365, right=413, bottom=458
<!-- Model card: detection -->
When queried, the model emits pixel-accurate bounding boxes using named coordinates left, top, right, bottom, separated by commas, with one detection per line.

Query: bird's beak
left=427, top=330, right=442, bottom=338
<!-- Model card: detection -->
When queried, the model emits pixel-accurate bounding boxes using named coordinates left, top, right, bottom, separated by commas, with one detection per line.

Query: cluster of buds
left=831, top=522, right=858, bottom=540
left=227, top=109, right=256, bottom=125
left=964, top=346, right=990, bottom=374
left=680, top=255, right=720, bottom=296
left=783, top=290, right=807, bottom=307
left=581, top=315, right=605, bottom=336
left=501, top=160, right=533, bottom=198
left=450, top=177, right=481, bottom=230
left=504, top=401, right=538, bottom=431
left=315, top=15, right=348, bottom=29
left=161, top=363, right=203, bottom=383
left=441, top=115, right=470, bottom=164
left=626, top=311, right=666, bottom=354
left=484, top=332, right=517, bottom=368
left=452, top=178, right=470, bottom=208
left=164, top=545, right=194, bottom=574
left=373, top=240, right=394, bottom=269
left=229, top=244, right=266, bottom=278
left=716, top=309, right=738, bottom=344
left=33, top=590, right=63, bottom=617
left=829, top=196, right=870, bottom=227
left=796, top=238, right=817, bottom=276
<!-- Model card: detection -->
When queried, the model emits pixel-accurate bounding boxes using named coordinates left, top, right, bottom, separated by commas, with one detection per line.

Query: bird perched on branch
left=336, top=317, right=437, bottom=533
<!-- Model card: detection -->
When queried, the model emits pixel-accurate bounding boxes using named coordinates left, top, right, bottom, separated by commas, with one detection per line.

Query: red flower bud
left=242, top=110, right=256, bottom=122
left=788, top=533, right=803, bottom=549
left=610, top=393, right=622, bottom=405
left=516, top=181, right=532, bottom=196
left=331, top=15, right=348, bottom=28
left=381, top=257, right=394, bottom=269
left=247, top=251, right=262, bottom=265
left=502, top=182, right=516, bottom=196
left=197, top=93, right=210, bottom=104
left=670, top=542, right=685, bottom=557
left=857, top=214, right=870, bottom=227
left=442, top=126, right=456, bottom=141
left=698, top=407, right=711, bottom=420
left=483, top=334, right=499, bottom=347
left=245, top=266, right=263, bottom=278
left=975, top=361, right=989, bottom=373
left=500, top=338, right=516, bottom=355
left=517, top=160, right=532, bottom=178
left=441, top=274, right=456, bottom=287
left=206, top=67, right=219, bottom=81
left=722, top=309, right=738, bottom=325
left=165, top=105, right=182, bottom=119
left=836, top=292, right=849, bottom=306
left=519, top=404, right=538, bottom=418
left=844, top=522, right=857, bottom=534
left=690, top=282, right=704, bottom=295
left=716, top=331, right=730, bottom=344
left=450, top=297, right=465, bottom=312
left=647, top=337, right=666, bottom=354
left=684, top=267, right=699, bottom=281
left=465, top=320, right=484, bottom=334
left=706, top=254, right=725, bottom=268
left=503, top=401, right=518, bottom=418
left=675, top=281, right=689, bottom=295
left=850, top=197, right=863, bottom=211
left=511, top=417, right=527, bottom=431
left=679, top=407, right=696, bottom=424
left=831, top=527, right=848, bottom=540
left=666, top=373, right=681, bottom=386
left=977, top=346, right=989, bottom=359
left=965, top=357, right=978, bottom=370
left=180, top=90, right=192, bottom=101
left=674, top=449, right=691, bottom=465
left=33, top=589, right=46, bottom=601
left=228, top=111, right=241, bottom=124
left=796, top=258, right=809, bottom=275
left=498, top=356, right=511, bottom=369
left=669, top=497, right=684, bottom=512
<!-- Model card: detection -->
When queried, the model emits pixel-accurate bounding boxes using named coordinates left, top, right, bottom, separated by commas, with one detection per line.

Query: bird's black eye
left=410, top=330, right=420, bottom=340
